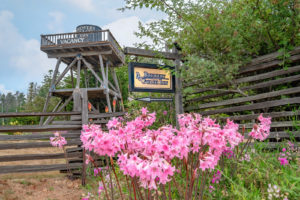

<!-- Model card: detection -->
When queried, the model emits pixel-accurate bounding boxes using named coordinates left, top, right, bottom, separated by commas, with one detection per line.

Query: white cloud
left=62, top=0, right=95, bottom=12
left=48, top=11, right=65, bottom=32
left=0, top=84, right=12, bottom=94
left=0, top=10, right=56, bottom=85
left=103, top=16, right=153, bottom=47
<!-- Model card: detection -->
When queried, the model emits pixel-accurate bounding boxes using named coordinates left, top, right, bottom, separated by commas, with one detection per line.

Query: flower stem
left=62, top=146, right=72, bottom=176
left=110, top=157, right=125, bottom=200
left=131, top=179, right=137, bottom=200
left=125, top=176, right=133, bottom=200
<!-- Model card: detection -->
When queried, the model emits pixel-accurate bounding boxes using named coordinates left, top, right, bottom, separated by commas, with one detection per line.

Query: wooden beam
left=174, top=48, right=183, bottom=128
left=97, top=55, right=118, bottom=92
left=242, top=121, right=295, bottom=129
left=44, top=95, right=73, bottom=125
left=124, top=47, right=179, bottom=60
left=40, top=58, right=62, bottom=125
left=0, top=163, right=82, bottom=174
left=0, top=125, right=82, bottom=133
left=81, top=88, right=88, bottom=186
left=0, top=152, right=82, bottom=162
left=0, top=111, right=80, bottom=118
left=186, top=73, right=300, bottom=102
left=0, top=139, right=81, bottom=149
left=188, top=97, right=300, bottom=114
left=76, top=58, right=81, bottom=88
left=0, top=132, right=80, bottom=141
left=81, top=89, right=89, bottom=125
left=186, top=86, right=300, bottom=111
left=217, top=111, right=300, bottom=121
left=88, top=112, right=125, bottom=119
left=52, top=121, right=82, bottom=125
left=54, top=57, right=78, bottom=86
left=99, top=55, right=112, bottom=112
left=47, top=50, right=113, bottom=58
left=185, top=64, right=300, bottom=91
left=111, top=66, right=124, bottom=111
left=82, top=57, right=104, bottom=86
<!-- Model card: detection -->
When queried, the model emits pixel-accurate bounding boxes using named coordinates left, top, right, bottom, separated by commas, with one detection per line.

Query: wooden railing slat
left=0, top=125, right=82, bottom=133
left=0, top=152, right=82, bottom=162
left=186, top=97, right=300, bottom=114
left=0, top=163, right=82, bottom=174
left=0, top=132, right=80, bottom=141
left=217, top=111, right=300, bottom=121
left=0, top=139, right=81, bottom=150
left=186, top=73, right=300, bottom=102
left=186, top=86, right=300, bottom=110
left=0, top=111, right=81, bottom=118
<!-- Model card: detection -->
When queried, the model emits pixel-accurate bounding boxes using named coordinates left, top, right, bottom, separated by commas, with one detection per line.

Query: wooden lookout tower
left=40, top=24, right=125, bottom=126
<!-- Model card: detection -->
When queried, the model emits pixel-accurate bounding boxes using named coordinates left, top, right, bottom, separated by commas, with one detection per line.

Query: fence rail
left=184, top=46, right=300, bottom=142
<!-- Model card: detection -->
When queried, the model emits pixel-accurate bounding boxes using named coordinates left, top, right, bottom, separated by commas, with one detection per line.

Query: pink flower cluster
left=211, top=170, right=221, bottom=184
left=249, top=114, right=271, bottom=141
left=50, top=132, right=67, bottom=148
left=278, top=148, right=289, bottom=166
left=178, top=115, right=244, bottom=171
left=81, top=108, right=270, bottom=190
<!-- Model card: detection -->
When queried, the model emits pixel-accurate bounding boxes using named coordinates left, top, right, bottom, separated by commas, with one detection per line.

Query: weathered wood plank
left=246, top=46, right=300, bottom=66
left=235, top=65, right=300, bottom=84
left=187, top=86, right=300, bottom=110
left=47, top=50, right=112, bottom=58
left=217, top=111, right=300, bottom=121
left=0, top=132, right=80, bottom=141
left=81, top=89, right=89, bottom=124
left=0, top=139, right=81, bottom=150
left=244, top=131, right=300, bottom=139
left=92, top=119, right=109, bottom=124
left=0, top=152, right=82, bottom=162
left=88, top=112, right=125, bottom=119
left=186, top=73, right=300, bottom=102
left=0, top=163, right=82, bottom=174
left=124, top=47, right=179, bottom=60
left=240, top=50, right=300, bottom=74
left=187, top=97, right=300, bottom=114
left=0, top=111, right=80, bottom=118
left=187, top=65, right=300, bottom=94
left=52, top=121, right=82, bottom=125
left=66, top=147, right=82, bottom=153
left=0, top=124, right=81, bottom=133
left=43, top=96, right=73, bottom=125
left=54, top=57, right=78, bottom=86
left=184, top=49, right=300, bottom=87
left=40, top=58, right=62, bottom=125
left=242, top=121, right=295, bottom=129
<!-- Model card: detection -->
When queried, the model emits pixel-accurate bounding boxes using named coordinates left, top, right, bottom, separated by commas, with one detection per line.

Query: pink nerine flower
left=50, top=132, right=67, bottom=148
left=249, top=114, right=271, bottom=141
left=80, top=108, right=270, bottom=189
left=278, top=157, right=288, bottom=166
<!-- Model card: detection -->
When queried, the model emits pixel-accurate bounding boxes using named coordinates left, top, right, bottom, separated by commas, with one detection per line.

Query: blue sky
left=0, top=0, right=164, bottom=94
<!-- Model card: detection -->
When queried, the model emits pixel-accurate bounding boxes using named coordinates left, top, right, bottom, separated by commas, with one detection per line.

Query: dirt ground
left=0, top=144, right=86, bottom=200
left=0, top=172, right=84, bottom=200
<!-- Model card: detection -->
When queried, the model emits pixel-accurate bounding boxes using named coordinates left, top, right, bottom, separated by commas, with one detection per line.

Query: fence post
left=174, top=48, right=184, bottom=129
left=81, top=88, right=88, bottom=185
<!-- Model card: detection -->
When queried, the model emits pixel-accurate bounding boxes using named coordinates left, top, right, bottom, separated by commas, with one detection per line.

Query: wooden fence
left=183, top=47, right=300, bottom=143
left=0, top=98, right=125, bottom=176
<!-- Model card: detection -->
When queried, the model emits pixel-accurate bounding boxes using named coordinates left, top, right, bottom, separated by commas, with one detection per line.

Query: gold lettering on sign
left=134, top=67, right=172, bottom=89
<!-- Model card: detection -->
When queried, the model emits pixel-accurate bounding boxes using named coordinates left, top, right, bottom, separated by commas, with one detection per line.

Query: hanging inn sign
left=128, top=62, right=175, bottom=93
